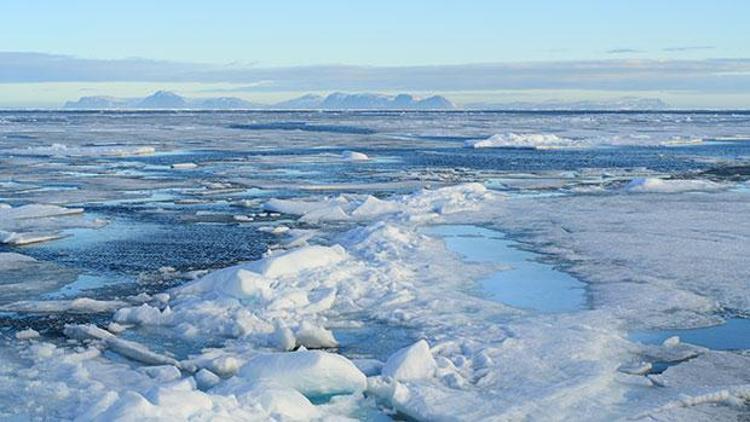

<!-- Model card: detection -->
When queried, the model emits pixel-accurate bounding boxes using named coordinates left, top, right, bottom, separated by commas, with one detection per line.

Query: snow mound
left=237, top=350, right=367, bottom=397
left=624, top=177, right=725, bottom=193
left=382, top=340, right=437, bottom=381
left=465, top=133, right=579, bottom=149
left=253, top=245, right=348, bottom=278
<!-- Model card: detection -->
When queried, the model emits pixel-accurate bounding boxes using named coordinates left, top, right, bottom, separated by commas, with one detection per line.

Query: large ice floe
left=7, top=143, right=156, bottom=158
left=2, top=178, right=750, bottom=420
left=0, top=203, right=103, bottom=245
left=465, top=133, right=581, bottom=150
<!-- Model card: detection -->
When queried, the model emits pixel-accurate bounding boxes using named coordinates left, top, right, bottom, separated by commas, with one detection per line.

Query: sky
left=1, top=0, right=749, bottom=108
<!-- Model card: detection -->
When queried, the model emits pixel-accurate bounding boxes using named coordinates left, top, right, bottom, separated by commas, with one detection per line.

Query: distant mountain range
left=63, top=91, right=456, bottom=110
left=63, top=91, right=669, bottom=111
left=464, top=97, right=669, bottom=111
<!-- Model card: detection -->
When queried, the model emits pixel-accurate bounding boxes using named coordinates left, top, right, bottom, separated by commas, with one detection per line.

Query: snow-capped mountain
left=280, top=92, right=456, bottom=110
left=64, top=91, right=457, bottom=110
left=64, top=91, right=263, bottom=110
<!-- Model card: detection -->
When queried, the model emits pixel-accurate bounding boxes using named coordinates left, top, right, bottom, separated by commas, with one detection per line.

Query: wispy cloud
left=663, top=45, right=715, bottom=52
left=2, top=52, right=750, bottom=93
left=605, top=48, right=642, bottom=54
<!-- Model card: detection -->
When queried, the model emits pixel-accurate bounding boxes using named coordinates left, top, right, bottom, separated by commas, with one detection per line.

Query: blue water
left=632, top=318, right=750, bottom=351
left=424, top=225, right=587, bottom=313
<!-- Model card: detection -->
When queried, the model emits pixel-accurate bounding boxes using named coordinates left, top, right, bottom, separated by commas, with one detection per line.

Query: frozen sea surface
left=1, top=110, right=750, bottom=420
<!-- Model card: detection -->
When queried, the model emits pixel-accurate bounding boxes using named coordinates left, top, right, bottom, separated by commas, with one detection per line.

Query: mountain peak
left=137, top=91, right=188, bottom=108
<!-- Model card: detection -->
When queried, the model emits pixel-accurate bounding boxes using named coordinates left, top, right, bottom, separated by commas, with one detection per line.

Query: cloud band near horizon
left=2, top=52, right=750, bottom=94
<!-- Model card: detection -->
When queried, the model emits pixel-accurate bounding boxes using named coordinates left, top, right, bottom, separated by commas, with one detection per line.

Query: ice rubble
left=4, top=182, right=750, bottom=420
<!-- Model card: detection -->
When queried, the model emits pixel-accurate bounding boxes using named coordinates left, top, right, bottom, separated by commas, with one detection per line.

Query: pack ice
left=3, top=181, right=750, bottom=421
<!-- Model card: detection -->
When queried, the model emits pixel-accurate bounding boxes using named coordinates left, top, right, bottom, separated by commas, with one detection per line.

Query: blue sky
left=1, top=0, right=749, bottom=107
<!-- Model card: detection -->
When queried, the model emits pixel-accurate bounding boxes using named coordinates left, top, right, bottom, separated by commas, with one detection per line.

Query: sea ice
left=381, top=340, right=437, bottom=381
left=233, top=350, right=367, bottom=397
left=624, top=177, right=725, bottom=193
left=341, top=150, right=370, bottom=161
left=465, top=133, right=580, bottom=149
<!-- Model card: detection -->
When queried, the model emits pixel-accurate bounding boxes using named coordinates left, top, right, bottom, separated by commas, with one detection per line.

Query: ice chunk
left=0, top=203, right=98, bottom=245
left=341, top=150, right=370, bottom=161
left=255, top=387, right=320, bottom=419
left=273, top=322, right=297, bottom=351
left=351, top=195, right=400, bottom=219
left=15, top=328, right=41, bottom=340
left=663, top=336, right=681, bottom=347
left=624, top=177, right=725, bottom=193
left=141, top=365, right=182, bottom=382
left=64, top=324, right=181, bottom=367
left=382, top=340, right=437, bottom=381
left=238, top=350, right=366, bottom=397
left=114, top=304, right=174, bottom=325
left=170, top=162, right=198, bottom=169
left=194, top=368, right=221, bottom=390
left=294, top=321, right=338, bottom=349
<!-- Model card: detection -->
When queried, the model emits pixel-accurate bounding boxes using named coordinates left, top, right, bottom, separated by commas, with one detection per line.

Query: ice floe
left=465, top=133, right=580, bottom=149
left=341, top=150, right=370, bottom=161
left=9, top=143, right=156, bottom=157
left=0, top=203, right=102, bottom=245
left=624, top=177, right=726, bottom=193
